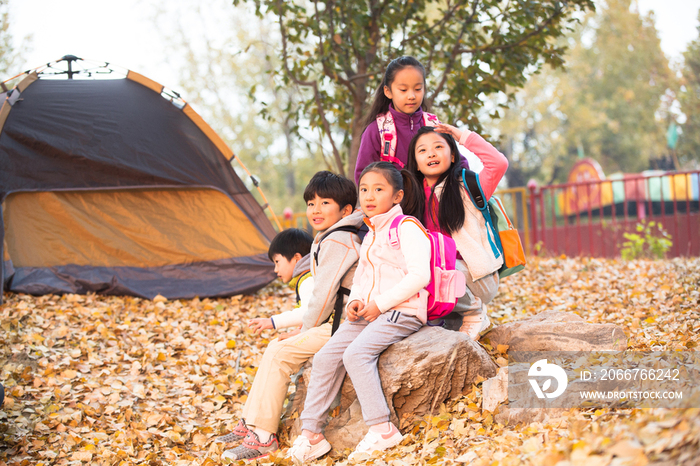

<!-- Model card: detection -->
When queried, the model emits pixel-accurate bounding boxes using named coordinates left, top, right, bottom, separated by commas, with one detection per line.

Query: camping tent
left=0, top=57, right=278, bottom=301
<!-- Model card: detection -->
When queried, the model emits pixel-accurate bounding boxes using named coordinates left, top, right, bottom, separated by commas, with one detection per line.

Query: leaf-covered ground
left=1, top=257, right=699, bottom=465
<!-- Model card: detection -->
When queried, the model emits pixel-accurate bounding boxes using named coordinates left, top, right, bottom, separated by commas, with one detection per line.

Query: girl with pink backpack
left=354, top=56, right=471, bottom=184
left=288, top=162, right=432, bottom=463
left=406, top=125, right=509, bottom=340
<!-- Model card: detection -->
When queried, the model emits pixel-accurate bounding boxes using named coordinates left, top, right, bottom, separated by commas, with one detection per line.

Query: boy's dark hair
left=303, top=171, right=357, bottom=210
left=406, top=126, right=465, bottom=235
left=268, top=228, right=314, bottom=261
left=363, top=56, right=428, bottom=128
left=358, top=161, right=422, bottom=219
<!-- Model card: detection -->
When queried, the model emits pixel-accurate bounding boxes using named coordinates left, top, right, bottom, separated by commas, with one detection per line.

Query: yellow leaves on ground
left=0, top=285, right=291, bottom=465
left=0, top=258, right=699, bottom=465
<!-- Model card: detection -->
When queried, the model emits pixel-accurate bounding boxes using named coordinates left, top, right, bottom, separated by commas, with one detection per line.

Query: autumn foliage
left=1, top=257, right=699, bottom=465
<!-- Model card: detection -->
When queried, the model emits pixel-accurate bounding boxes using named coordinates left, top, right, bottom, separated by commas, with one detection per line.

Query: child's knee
left=342, top=342, right=370, bottom=372
left=310, top=345, right=342, bottom=374
left=468, top=272, right=499, bottom=303
left=260, top=338, right=284, bottom=360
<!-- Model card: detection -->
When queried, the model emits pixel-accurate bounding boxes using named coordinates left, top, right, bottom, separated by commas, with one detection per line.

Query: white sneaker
left=348, top=425, right=403, bottom=462
left=459, top=306, right=491, bottom=341
left=287, top=434, right=331, bottom=463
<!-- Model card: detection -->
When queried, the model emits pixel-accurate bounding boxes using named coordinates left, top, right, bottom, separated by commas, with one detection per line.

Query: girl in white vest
left=288, top=162, right=431, bottom=463
left=406, top=125, right=509, bottom=339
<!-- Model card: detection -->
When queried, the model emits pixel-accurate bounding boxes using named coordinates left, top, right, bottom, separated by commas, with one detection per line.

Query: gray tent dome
left=1, top=58, right=278, bottom=300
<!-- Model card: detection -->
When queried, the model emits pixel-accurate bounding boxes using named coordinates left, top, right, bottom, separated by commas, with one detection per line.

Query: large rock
left=283, top=325, right=498, bottom=451
left=488, top=364, right=569, bottom=425
left=483, top=310, right=627, bottom=352
left=480, top=311, right=628, bottom=425
left=481, top=365, right=508, bottom=413
left=491, top=361, right=639, bottom=425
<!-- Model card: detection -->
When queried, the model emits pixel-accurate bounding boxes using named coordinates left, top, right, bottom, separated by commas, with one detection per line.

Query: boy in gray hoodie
left=219, top=171, right=364, bottom=461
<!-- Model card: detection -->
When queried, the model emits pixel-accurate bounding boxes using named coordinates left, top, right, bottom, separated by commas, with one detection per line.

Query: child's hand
left=249, top=318, right=274, bottom=333
left=434, top=123, right=462, bottom=141
left=278, top=327, right=301, bottom=341
left=357, top=300, right=381, bottom=322
left=346, top=300, right=364, bottom=322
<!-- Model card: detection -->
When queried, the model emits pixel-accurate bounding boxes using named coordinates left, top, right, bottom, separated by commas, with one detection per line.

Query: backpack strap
left=423, top=112, right=440, bottom=127
left=313, top=225, right=364, bottom=336
left=376, top=112, right=404, bottom=168
left=462, top=168, right=487, bottom=210
left=331, top=286, right=350, bottom=335
left=314, top=225, right=364, bottom=267
left=388, top=215, right=406, bottom=249
left=376, top=111, right=440, bottom=169
left=462, top=168, right=502, bottom=259
left=294, top=270, right=312, bottom=305
left=388, top=215, right=428, bottom=250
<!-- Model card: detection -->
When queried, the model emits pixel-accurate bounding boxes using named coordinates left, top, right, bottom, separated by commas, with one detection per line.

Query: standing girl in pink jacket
left=288, top=162, right=431, bottom=463
left=407, top=125, right=509, bottom=340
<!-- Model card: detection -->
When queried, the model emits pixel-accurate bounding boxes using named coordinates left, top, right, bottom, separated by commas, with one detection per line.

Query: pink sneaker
left=459, top=306, right=491, bottom=341
left=287, top=434, right=331, bottom=463
left=348, top=424, right=403, bottom=462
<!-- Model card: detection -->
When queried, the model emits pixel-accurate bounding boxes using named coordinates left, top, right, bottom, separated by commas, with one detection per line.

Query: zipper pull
left=411, top=117, right=414, bottom=131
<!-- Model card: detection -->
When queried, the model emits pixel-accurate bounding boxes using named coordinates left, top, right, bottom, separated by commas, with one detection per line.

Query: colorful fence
left=528, top=170, right=700, bottom=258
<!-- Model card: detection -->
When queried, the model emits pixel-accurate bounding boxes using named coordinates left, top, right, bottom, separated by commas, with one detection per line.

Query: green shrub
left=620, top=221, right=673, bottom=260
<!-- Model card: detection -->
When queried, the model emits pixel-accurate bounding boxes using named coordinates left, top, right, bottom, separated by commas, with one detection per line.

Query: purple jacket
left=354, top=104, right=469, bottom=184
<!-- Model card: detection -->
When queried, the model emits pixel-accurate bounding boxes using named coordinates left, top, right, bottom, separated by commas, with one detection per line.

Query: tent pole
left=61, top=55, right=81, bottom=79
left=231, top=155, right=283, bottom=231
left=0, top=203, right=4, bottom=305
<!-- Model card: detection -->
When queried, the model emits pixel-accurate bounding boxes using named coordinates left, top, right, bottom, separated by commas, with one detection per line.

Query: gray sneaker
left=221, top=431, right=279, bottom=462
left=215, top=419, right=250, bottom=444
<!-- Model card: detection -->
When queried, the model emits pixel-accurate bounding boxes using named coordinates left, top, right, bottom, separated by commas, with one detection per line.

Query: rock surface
left=480, top=311, right=629, bottom=424
left=282, top=310, right=629, bottom=445
left=481, top=365, right=509, bottom=413
left=283, top=325, right=498, bottom=451
left=483, top=310, right=627, bottom=352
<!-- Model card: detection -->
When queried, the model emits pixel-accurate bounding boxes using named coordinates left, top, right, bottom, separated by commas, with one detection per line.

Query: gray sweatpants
left=300, top=311, right=423, bottom=433
left=442, top=259, right=499, bottom=330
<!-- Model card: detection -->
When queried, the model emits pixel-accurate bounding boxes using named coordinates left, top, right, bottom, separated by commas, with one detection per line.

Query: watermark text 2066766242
left=508, top=351, right=700, bottom=409
left=587, top=368, right=680, bottom=382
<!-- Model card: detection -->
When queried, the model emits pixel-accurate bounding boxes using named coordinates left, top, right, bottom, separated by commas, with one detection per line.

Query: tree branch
left=276, top=0, right=346, bottom=176
left=426, top=0, right=479, bottom=108
left=400, top=0, right=466, bottom=46
left=314, top=0, right=355, bottom=97
left=456, top=5, right=565, bottom=55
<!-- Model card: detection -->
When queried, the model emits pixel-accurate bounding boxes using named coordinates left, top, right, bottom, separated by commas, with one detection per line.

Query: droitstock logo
left=528, top=359, right=568, bottom=399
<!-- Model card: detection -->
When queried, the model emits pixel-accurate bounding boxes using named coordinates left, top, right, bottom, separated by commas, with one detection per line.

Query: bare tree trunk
left=348, top=81, right=369, bottom=183
left=283, top=113, right=295, bottom=197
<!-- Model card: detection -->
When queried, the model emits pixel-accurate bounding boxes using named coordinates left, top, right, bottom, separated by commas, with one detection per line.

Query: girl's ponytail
left=359, top=162, right=423, bottom=219
left=437, top=163, right=466, bottom=235
left=362, top=56, right=428, bottom=128
left=363, top=83, right=393, bottom=128
left=399, top=169, right=423, bottom=220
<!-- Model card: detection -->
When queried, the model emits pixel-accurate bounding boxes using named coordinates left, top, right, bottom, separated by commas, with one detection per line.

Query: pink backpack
left=376, top=111, right=439, bottom=168
left=388, top=215, right=466, bottom=321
